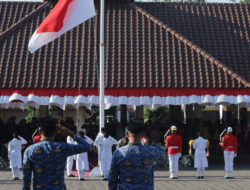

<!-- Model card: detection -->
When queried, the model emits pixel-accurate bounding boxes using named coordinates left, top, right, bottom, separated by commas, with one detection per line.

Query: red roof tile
left=0, top=1, right=249, bottom=90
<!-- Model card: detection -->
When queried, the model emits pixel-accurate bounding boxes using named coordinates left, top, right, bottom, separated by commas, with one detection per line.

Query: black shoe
left=197, top=176, right=200, bottom=179
left=103, top=178, right=108, bottom=181
left=13, top=177, right=19, bottom=180
left=68, top=174, right=75, bottom=177
left=80, top=178, right=85, bottom=181
left=201, top=176, right=204, bottom=179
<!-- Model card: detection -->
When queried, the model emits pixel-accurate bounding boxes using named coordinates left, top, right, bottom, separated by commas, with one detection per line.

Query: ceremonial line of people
left=7, top=117, right=238, bottom=190
left=8, top=125, right=237, bottom=181
left=165, top=125, right=237, bottom=179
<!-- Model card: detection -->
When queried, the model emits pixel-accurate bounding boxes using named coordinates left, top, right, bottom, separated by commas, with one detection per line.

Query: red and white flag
left=28, top=0, right=96, bottom=53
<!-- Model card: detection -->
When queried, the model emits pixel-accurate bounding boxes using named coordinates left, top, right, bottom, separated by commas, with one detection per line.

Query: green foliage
left=24, top=106, right=39, bottom=123
left=144, top=107, right=169, bottom=125
left=240, top=0, right=250, bottom=3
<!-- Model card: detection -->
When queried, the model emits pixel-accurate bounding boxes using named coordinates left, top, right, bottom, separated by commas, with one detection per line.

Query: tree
left=240, top=0, right=250, bottom=3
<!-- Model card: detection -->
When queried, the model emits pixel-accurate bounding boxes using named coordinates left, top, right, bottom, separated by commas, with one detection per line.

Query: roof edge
left=0, top=2, right=49, bottom=42
left=130, top=2, right=250, bottom=88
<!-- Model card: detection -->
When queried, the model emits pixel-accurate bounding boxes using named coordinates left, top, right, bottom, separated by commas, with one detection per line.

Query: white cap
left=171, top=125, right=177, bottom=131
left=227, top=127, right=233, bottom=133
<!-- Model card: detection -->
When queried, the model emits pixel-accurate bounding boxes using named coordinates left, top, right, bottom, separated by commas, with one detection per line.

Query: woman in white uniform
left=94, top=129, right=117, bottom=180
left=75, top=132, right=94, bottom=180
left=8, top=133, right=27, bottom=180
left=192, top=132, right=209, bottom=179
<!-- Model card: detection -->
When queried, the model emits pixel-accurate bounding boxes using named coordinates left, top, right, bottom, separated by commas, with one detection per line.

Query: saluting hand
left=56, top=124, right=74, bottom=138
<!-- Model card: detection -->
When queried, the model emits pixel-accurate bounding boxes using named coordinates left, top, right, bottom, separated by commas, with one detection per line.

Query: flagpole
left=99, top=0, right=105, bottom=132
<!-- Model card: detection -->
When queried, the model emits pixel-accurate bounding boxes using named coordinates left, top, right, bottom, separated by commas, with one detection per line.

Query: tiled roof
left=135, top=2, right=250, bottom=85
left=0, top=1, right=249, bottom=90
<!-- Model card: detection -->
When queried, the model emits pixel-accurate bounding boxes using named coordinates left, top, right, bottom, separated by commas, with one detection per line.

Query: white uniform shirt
left=193, top=137, right=208, bottom=168
left=94, top=136, right=118, bottom=160
left=8, top=136, right=27, bottom=168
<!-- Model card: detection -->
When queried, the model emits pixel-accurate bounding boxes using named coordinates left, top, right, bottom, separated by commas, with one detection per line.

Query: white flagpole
left=99, top=0, right=105, bottom=131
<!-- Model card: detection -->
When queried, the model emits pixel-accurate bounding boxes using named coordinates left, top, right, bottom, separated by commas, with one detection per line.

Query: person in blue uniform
left=22, top=117, right=91, bottom=190
left=108, top=122, right=167, bottom=190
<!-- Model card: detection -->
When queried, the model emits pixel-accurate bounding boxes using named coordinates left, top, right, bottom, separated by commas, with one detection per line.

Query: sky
left=0, top=0, right=241, bottom=3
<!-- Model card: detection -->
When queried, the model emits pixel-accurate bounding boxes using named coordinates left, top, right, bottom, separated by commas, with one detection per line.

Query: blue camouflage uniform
left=22, top=136, right=90, bottom=190
left=108, top=143, right=167, bottom=190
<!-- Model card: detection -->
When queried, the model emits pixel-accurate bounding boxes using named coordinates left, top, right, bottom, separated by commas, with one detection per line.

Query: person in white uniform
left=75, top=132, right=94, bottom=181
left=192, top=132, right=209, bottom=179
left=66, top=135, right=76, bottom=177
left=94, top=128, right=117, bottom=180
left=8, top=133, right=27, bottom=180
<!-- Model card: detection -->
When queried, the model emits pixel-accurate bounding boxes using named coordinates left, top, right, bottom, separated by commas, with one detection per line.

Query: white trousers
left=224, top=151, right=234, bottom=172
left=12, top=167, right=19, bottom=178
left=168, top=154, right=179, bottom=173
left=197, top=167, right=205, bottom=177
left=66, top=156, right=74, bottom=176
left=100, top=157, right=112, bottom=178
left=78, top=169, right=85, bottom=179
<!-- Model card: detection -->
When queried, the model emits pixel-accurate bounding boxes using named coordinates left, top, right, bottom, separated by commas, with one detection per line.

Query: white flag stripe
left=28, top=0, right=96, bottom=53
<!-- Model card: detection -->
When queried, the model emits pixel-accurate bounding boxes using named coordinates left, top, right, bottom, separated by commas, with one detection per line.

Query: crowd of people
left=0, top=115, right=248, bottom=190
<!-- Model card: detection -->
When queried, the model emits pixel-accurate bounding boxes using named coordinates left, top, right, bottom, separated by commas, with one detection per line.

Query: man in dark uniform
left=108, top=122, right=167, bottom=190
left=22, top=117, right=90, bottom=190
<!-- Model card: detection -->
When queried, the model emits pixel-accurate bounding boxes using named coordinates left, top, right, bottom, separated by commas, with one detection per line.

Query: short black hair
left=79, top=131, right=85, bottom=137
left=127, top=121, right=145, bottom=135
left=39, top=117, right=58, bottom=137
left=197, top=131, right=203, bottom=138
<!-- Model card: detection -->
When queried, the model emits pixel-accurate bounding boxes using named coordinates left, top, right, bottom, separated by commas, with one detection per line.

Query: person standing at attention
left=221, top=127, right=237, bottom=179
left=108, top=122, right=167, bottom=190
left=165, top=125, right=182, bottom=179
left=191, top=132, right=209, bottom=179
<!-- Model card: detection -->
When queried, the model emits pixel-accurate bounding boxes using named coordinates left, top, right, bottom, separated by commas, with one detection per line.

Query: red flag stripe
left=37, top=0, right=73, bottom=33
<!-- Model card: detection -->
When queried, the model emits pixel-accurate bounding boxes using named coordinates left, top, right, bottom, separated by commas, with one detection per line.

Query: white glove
left=234, top=154, right=237, bottom=158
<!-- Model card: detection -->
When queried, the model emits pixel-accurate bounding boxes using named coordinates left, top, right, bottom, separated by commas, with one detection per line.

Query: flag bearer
left=221, top=127, right=237, bottom=179
left=191, top=132, right=209, bottom=179
left=165, top=125, right=182, bottom=179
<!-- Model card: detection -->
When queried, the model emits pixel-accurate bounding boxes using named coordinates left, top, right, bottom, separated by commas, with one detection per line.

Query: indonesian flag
left=28, top=0, right=96, bottom=53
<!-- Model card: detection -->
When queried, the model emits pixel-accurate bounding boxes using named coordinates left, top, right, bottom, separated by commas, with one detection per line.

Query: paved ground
left=0, top=166, right=250, bottom=190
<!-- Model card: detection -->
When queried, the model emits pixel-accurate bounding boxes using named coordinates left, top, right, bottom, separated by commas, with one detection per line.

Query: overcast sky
left=0, top=0, right=241, bottom=3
